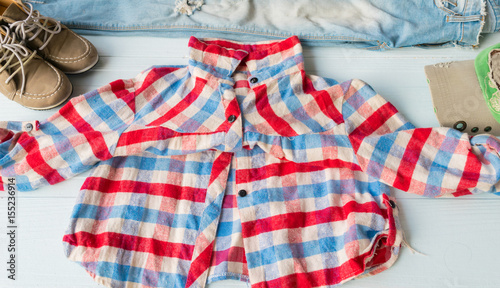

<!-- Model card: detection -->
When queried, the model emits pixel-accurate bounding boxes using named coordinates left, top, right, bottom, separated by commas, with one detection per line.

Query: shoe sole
left=64, top=54, right=100, bottom=75
left=25, top=83, right=74, bottom=111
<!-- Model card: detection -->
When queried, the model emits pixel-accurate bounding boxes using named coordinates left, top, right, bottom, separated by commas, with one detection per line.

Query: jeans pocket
left=434, top=0, right=459, bottom=14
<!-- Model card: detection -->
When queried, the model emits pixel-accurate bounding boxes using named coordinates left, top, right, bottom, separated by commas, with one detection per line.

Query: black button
left=471, top=127, right=479, bottom=133
left=238, top=189, right=247, bottom=197
left=453, top=121, right=467, bottom=132
left=485, top=126, right=492, bottom=132
left=388, top=200, right=396, bottom=208
left=249, top=77, right=258, bottom=84
left=228, top=115, right=236, bottom=123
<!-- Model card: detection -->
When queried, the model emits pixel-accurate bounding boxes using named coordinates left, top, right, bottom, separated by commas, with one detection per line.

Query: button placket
left=222, top=84, right=243, bottom=152
left=186, top=151, right=233, bottom=286
left=233, top=149, right=252, bottom=202
left=219, top=84, right=240, bottom=126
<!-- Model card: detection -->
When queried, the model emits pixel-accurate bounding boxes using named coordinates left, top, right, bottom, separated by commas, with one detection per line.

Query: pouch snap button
left=228, top=115, right=237, bottom=123
left=453, top=121, right=466, bottom=132
left=250, top=77, right=258, bottom=84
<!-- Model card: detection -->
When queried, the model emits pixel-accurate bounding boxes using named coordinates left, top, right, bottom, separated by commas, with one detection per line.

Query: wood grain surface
left=0, top=33, right=499, bottom=288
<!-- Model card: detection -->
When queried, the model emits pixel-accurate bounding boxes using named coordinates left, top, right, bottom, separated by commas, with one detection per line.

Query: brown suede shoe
left=0, top=0, right=99, bottom=74
left=0, top=25, right=72, bottom=110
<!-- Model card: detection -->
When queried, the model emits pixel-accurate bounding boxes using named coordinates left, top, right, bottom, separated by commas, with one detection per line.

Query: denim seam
left=437, top=0, right=486, bottom=45
left=455, top=0, right=486, bottom=45
left=364, top=42, right=390, bottom=51
left=487, top=0, right=500, bottom=31
left=458, top=0, right=468, bottom=43
left=435, top=0, right=461, bottom=14
left=461, top=0, right=468, bottom=43
left=472, top=0, right=487, bottom=45
left=447, top=14, right=484, bottom=21
left=381, top=42, right=391, bottom=50
left=66, top=23, right=378, bottom=42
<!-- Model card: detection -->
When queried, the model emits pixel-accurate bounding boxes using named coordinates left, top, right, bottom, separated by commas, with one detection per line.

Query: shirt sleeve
left=0, top=68, right=153, bottom=192
left=342, top=79, right=500, bottom=197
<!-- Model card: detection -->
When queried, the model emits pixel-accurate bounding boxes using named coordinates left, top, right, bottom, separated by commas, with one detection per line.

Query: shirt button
left=249, top=77, right=258, bottom=84
left=228, top=115, right=237, bottom=123
left=388, top=200, right=396, bottom=208
left=238, top=189, right=247, bottom=197
left=24, top=123, right=33, bottom=132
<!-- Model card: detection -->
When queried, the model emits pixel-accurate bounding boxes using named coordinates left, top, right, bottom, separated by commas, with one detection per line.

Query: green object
left=475, top=43, right=500, bottom=124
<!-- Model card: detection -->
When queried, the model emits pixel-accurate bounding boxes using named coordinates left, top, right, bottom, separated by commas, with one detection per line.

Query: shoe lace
left=0, top=26, right=36, bottom=95
left=10, top=3, right=62, bottom=51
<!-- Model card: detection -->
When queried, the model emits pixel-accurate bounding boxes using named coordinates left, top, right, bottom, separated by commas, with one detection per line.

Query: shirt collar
left=187, top=36, right=305, bottom=80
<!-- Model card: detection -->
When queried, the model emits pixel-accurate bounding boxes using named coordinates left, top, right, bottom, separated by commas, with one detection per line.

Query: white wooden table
left=1, top=33, right=500, bottom=288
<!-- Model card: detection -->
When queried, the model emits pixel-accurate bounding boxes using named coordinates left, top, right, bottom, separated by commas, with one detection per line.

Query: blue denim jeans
left=27, top=0, right=500, bottom=49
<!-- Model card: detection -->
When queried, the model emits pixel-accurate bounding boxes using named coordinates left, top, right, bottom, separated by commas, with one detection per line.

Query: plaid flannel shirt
left=1, top=36, right=500, bottom=288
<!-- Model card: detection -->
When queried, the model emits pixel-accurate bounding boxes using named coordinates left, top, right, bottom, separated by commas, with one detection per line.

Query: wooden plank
left=0, top=198, right=498, bottom=287
left=82, top=33, right=500, bottom=59
left=1, top=31, right=500, bottom=288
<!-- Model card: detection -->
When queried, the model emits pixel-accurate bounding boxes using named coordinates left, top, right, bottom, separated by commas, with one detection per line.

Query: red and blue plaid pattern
left=1, top=36, right=500, bottom=288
